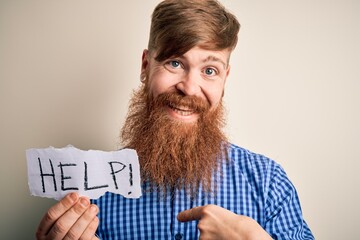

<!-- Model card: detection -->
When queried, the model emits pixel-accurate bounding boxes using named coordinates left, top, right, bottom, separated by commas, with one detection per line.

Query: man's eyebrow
left=202, top=56, right=227, bottom=70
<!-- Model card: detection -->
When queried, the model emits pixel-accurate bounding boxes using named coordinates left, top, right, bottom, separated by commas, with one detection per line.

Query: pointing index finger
left=177, top=206, right=203, bottom=222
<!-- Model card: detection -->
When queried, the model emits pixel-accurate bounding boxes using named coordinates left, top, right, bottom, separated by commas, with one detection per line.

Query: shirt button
left=175, top=233, right=183, bottom=240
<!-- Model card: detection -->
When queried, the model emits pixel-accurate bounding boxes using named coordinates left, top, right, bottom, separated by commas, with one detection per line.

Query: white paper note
left=26, top=146, right=142, bottom=200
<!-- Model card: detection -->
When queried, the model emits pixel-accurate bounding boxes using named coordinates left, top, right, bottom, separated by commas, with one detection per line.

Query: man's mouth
left=168, top=103, right=195, bottom=116
left=166, top=102, right=200, bottom=122
left=158, top=93, right=208, bottom=122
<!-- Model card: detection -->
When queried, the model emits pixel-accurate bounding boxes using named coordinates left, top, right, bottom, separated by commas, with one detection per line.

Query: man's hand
left=177, top=204, right=272, bottom=240
left=36, top=192, right=99, bottom=240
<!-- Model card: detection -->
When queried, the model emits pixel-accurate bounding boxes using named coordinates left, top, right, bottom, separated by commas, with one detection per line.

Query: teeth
left=169, top=103, right=194, bottom=116
left=173, top=108, right=193, bottom=116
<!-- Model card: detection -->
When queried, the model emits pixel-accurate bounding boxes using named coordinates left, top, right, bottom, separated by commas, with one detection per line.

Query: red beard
left=121, top=85, right=228, bottom=196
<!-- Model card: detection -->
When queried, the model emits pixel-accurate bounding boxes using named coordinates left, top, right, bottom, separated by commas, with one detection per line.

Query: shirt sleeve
left=264, top=163, right=314, bottom=240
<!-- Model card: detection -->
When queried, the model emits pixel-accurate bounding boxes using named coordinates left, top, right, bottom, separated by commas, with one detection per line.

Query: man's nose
left=175, top=71, right=201, bottom=96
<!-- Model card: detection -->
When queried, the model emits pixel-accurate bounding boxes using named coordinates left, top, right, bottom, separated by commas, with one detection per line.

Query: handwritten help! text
left=26, top=146, right=141, bottom=200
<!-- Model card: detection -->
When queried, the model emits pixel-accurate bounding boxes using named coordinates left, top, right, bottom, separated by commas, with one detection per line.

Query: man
left=36, top=0, right=314, bottom=239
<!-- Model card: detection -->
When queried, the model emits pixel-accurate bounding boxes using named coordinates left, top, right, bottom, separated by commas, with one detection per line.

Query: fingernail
left=80, top=198, right=89, bottom=207
left=90, top=204, right=98, bottom=213
left=69, top=192, right=78, bottom=202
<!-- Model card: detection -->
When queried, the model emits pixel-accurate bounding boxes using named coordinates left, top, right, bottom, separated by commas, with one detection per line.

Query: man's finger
left=36, top=192, right=79, bottom=238
left=177, top=206, right=203, bottom=222
left=79, top=215, right=100, bottom=240
left=46, top=197, right=90, bottom=240
left=63, top=204, right=98, bottom=240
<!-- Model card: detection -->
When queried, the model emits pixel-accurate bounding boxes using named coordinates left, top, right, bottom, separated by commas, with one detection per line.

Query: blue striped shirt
left=92, top=144, right=314, bottom=239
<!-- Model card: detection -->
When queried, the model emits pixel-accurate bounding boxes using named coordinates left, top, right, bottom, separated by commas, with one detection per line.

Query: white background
left=0, top=0, right=359, bottom=239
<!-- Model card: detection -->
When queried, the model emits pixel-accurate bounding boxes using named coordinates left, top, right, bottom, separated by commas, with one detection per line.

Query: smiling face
left=121, top=0, right=240, bottom=195
left=121, top=46, right=231, bottom=194
left=141, top=46, right=231, bottom=123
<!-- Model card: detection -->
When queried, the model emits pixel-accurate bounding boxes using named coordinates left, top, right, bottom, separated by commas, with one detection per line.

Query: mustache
left=151, top=91, right=210, bottom=114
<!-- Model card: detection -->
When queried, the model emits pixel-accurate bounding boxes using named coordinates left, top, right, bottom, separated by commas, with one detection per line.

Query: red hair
left=148, top=0, right=240, bottom=62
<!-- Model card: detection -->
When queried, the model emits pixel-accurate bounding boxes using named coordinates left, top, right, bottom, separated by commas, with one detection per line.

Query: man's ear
left=226, top=65, right=231, bottom=79
left=222, top=65, right=231, bottom=97
left=224, top=65, right=231, bottom=85
left=140, top=49, right=149, bottom=83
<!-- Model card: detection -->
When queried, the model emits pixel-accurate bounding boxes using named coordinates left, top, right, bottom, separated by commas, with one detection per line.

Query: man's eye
left=169, top=60, right=181, bottom=68
left=204, top=67, right=216, bottom=76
